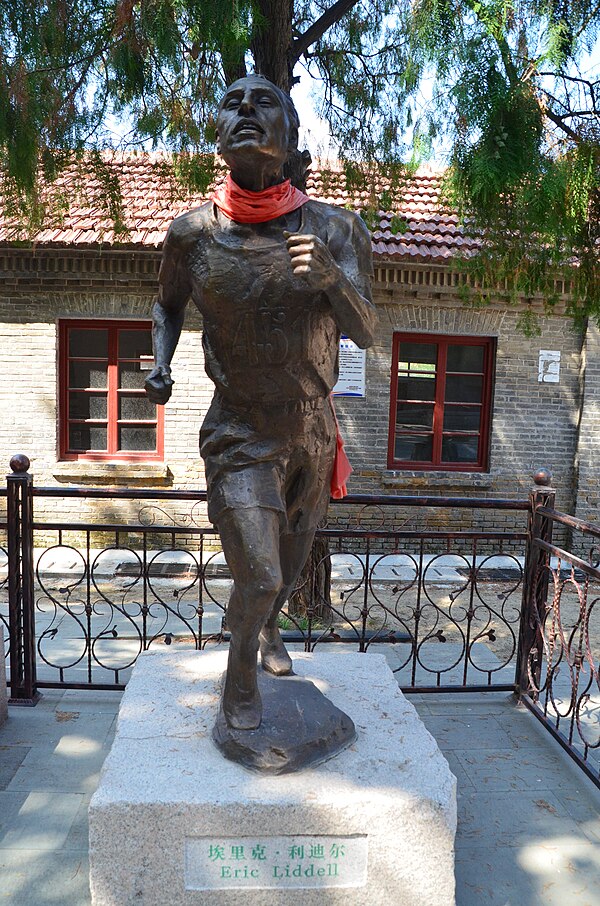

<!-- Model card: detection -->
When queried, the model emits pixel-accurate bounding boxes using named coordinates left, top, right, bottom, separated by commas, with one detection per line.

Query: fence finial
left=9, top=454, right=30, bottom=474
left=533, top=467, right=552, bottom=487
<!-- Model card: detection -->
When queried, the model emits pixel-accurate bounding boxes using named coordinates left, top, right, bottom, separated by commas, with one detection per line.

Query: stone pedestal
left=0, top=626, right=7, bottom=726
left=89, top=649, right=457, bottom=906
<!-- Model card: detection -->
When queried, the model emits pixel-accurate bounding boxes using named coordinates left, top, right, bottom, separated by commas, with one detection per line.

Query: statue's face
left=216, top=77, right=295, bottom=170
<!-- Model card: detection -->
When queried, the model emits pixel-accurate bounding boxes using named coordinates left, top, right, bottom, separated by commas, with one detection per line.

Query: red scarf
left=330, top=397, right=353, bottom=500
left=211, top=175, right=309, bottom=223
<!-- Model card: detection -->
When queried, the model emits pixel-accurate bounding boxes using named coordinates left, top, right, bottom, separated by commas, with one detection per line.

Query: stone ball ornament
left=10, top=453, right=31, bottom=474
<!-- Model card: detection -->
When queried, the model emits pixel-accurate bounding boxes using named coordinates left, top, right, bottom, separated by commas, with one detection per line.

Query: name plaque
left=185, top=834, right=368, bottom=890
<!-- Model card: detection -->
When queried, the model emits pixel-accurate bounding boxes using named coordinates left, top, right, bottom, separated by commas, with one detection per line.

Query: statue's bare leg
left=259, top=530, right=314, bottom=676
left=218, top=507, right=283, bottom=730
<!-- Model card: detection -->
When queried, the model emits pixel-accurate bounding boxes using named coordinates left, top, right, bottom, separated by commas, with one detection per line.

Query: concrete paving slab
left=0, top=744, right=31, bottom=789
left=0, top=709, right=116, bottom=748
left=500, top=704, right=600, bottom=778
left=554, top=789, right=600, bottom=844
left=453, top=747, right=592, bottom=793
left=441, top=750, right=477, bottom=793
left=456, top=789, right=584, bottom=847
left=419, top=713, right=520, bottom=750
left=58, top=691, right=123, bottom=714
left=6, top=755, right=106, bottom=796
left=62, top=794, right=92, bottom=852
left=420, top=691, right=517, bottom=715
left=0, top=791, right=29, bottom=834
left=0, top=850, right=90, bottom=906
left=455, top=840, right=600, bottom=906
left=0, top=791, right=84, bottom=850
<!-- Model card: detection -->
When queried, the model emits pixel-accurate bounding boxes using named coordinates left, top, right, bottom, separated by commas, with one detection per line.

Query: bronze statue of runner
left=146, top=74, right=376, bottom=738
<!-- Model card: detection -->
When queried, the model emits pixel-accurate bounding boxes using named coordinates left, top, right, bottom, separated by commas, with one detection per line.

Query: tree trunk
left=288, top=535, right=332, bottom=622
left=251, top=0, right=294, bottom=91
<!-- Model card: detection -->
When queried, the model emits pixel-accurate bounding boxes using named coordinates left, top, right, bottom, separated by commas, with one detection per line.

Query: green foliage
left=0, top=0, right=598, bottom=320
left=410, top=0, right=599, bottom=319
left=171, top=152, right=216, bottom=193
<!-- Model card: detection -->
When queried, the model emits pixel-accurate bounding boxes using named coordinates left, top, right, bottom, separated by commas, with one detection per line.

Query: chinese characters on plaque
left=185, top=835, right=368, bottom=890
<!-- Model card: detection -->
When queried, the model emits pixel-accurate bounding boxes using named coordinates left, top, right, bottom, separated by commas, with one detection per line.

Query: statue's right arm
left=145, top=223, right=192, bottom=405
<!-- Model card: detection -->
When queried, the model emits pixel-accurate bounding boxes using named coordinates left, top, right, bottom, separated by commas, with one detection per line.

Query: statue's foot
left=259, top=626, right=293, bottom=676
left=222, top=673, right=262, bottom=730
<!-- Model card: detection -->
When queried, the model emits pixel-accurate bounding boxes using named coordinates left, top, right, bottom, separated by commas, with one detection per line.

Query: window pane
left=445, top=374, right=483, bottom=403
left=442, top=435, right=479, bottom=463
left=397, top=374, right=436, bottom=401
left=69, top=392, right=107, bottom=420
left=68, top=424, right=107, bottom=451
left=119, top=394, right=156, bottom=420
left=443, top=406, right=481, bottom=433
left=69, top=361, right=107, bottom=389
left=447, top=344, right=484, bottom=372
left=119, top=362, right=146, bottom=389
left=118, top=426, right=156, bottom=451
left=68, top=328, right=108, bottom=358
left=118, top=329, right=152, bottom=359
left=394, top=433, right=433, bottom=462
left=398, top=342, right=437, bottom=369
left=395, top=402, right=434, bottom=430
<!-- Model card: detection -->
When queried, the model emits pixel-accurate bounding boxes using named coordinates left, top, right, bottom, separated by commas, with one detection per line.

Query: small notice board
left=332, top=336, right=366, bottom=398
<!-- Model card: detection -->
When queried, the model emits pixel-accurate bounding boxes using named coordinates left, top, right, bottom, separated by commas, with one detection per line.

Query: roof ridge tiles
left=0, top=152, right=476, bottom=263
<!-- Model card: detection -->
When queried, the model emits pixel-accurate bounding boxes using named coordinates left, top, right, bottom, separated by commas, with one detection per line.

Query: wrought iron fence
left=0, top=487, right=7, bottom=664
left=4, top=455, right=600, bottom=788
left=2, top=454, right=533, bottom=699
left=517, top=493, right=600, bottom=787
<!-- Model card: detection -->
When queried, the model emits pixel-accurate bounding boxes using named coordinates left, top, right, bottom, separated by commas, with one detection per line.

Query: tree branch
left=543, top=105, right=583, bottom=143
left=221, top=54, right=247, bottom=85
left=292, top=0, right=361, bottom=62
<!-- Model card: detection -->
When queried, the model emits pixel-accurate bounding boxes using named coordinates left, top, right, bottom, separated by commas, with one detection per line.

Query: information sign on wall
left=332, top=336, right=366, bottom=398
left=538, top=350, right=561, bottom=383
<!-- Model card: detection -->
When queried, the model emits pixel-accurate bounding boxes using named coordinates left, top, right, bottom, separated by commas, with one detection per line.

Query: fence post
left=6, top=454, right=39, bottom=705
left=515, top=468, right=555, bottom=699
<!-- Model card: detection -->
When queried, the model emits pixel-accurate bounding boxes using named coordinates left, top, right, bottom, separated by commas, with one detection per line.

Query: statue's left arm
left=285, top=212, right=376, bottom=348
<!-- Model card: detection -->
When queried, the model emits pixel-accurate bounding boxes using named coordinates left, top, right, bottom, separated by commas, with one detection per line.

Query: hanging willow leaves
left=1, top=0, right=598, bottom=316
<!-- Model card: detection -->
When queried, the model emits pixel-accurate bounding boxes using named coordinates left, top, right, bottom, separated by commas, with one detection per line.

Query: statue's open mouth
left=234, top=119, right=265, bottom=135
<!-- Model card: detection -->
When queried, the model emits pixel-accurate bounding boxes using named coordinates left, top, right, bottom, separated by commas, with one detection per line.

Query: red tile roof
left=0, top=153, right=479, bottom=263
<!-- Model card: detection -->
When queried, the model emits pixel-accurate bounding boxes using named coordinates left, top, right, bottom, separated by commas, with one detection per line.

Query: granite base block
left=89, top=649, right=457, bottom=906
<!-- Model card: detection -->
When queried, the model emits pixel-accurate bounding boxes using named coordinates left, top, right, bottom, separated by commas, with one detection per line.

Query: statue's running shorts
left=200, top=393, right=336, bottom=534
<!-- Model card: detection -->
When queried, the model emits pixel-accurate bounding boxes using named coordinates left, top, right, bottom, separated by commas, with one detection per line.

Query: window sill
left=382, top=470, right=494, bottom=490
left=53, top=462, right=172, bottom=484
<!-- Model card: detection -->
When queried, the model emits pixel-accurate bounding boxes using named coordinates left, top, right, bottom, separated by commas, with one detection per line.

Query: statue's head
left=216, top=74, right=300, bottom=173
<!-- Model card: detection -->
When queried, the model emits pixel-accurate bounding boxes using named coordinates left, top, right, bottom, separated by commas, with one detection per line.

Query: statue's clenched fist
left=284, top=231, right=339, bottom=290
left=144, top=365, right=174, bottom=405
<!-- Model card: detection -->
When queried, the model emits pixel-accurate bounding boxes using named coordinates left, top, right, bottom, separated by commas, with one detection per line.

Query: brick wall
left=574, top=321, right=600, bottom=534
left=333, top=275, right=584, bottom=540
left=0, top=249, right=587, bottom=541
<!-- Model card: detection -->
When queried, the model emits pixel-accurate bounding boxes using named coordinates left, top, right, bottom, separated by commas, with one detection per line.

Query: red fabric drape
left=329, top=397, right=352, bottom=499
left=212, top=175, right=309, bottom=223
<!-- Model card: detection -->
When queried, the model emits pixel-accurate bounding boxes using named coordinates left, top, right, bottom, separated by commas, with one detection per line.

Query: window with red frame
left=59, top=320, right=163, bottom=461
left=388, top=333, right=495, bottom=471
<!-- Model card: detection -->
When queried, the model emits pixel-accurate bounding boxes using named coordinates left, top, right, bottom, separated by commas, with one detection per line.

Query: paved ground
left=21, top=547, right=531, bottom=584
left=0, top=652, right=599, bottom=906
